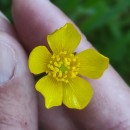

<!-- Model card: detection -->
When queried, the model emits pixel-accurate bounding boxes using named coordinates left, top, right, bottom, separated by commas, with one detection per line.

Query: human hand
left=0, top=0, right=130, bottom=130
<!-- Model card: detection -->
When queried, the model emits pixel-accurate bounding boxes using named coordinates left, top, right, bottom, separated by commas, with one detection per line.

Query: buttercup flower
left=29, top=23, right=109, bottom=109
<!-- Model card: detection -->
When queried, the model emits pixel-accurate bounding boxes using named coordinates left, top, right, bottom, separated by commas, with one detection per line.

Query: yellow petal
left=77, top=49, right=109, bottom=79
left=63, top=77, right=93, bottom=109
left=47, top=23, right=81, bottom=54
left=28, top=46, right=51, bottom=74
left=36, top=76, right=63, bottom=109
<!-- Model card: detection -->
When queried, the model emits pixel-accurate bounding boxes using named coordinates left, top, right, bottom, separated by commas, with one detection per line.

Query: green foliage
left=0, top=0, right=12, bottom=21
left=0, top=0, right=130, bottom=85
left=52, top=0, right=130, bottom=85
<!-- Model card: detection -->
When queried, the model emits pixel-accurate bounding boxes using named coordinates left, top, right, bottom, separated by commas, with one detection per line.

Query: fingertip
left=12, top=0, right=92, bottom=53
left=0, top=11, right=10, bottom=22
left=0, top=35, right=16, bottom=85
left=0, top=33, right=38, bottom=130
left=0, top=11, right=15, bottom=37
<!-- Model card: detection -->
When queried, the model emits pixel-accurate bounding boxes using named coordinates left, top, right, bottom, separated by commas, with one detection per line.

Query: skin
left=0, top=0, right=130, bottom=129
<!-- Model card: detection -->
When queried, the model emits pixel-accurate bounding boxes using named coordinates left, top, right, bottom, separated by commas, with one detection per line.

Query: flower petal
left=77, top=49, right=109, bottom=79
left=29, top=46, right=51, bottom=74
left=47, top=23, right=81, bottom=54
left=36, top=76, right=63, bottom=109
left=63, top=77, right=93, bottom=109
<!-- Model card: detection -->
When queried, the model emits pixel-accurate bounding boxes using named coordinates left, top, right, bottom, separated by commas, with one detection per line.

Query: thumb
left=0, top=12, right=38, bottom=130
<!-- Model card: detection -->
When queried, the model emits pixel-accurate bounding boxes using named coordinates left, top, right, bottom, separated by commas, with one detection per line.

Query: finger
left=12, top=1, right=79, bottom=129
left=0, top=11, right=15, bottom=37
left=12, top=0, right=92, bottom=54
left=0, top=12, right=38, bottom=130
left=12, top=1, right=130, bottom=130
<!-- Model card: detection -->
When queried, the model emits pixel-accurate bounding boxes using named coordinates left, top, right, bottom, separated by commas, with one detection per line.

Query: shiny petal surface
left=47, top=23, right=81, bottom=54
left=63, top=77, right=93, bottom=109
left=78, top=49, right=109, bottom=79
left=36, top=76, right=63, bottom=109
left=29, top=46, right=51, bottom=74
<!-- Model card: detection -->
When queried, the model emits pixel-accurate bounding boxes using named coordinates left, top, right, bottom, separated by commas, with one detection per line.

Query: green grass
left=0, top=0, right=130, bottom=85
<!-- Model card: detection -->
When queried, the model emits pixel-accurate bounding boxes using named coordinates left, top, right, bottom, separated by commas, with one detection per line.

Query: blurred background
left=0, top=0, right=130, bottom=85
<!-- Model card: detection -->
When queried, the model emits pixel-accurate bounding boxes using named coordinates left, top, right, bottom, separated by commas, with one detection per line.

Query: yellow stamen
left=47, top=51, right=80, bottom=83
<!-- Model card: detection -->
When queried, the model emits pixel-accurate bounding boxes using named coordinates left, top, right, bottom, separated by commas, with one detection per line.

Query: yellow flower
left=28, top=23, right=109, bottom=109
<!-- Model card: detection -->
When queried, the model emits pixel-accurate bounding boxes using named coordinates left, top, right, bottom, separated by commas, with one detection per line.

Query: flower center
left=47, top=51, right=80, bottom=83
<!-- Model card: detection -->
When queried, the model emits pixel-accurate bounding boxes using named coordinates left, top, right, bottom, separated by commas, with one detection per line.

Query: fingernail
left=0, top=41, right=16, bottom=85
left=0, top=11, right=10, bottom=22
